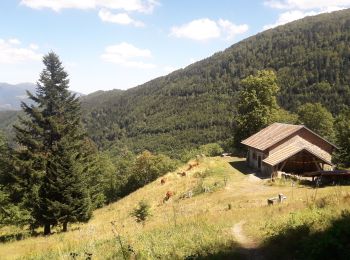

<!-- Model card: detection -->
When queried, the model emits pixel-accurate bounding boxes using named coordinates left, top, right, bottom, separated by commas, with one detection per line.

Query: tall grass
left=1, top=157, right=350, bottom=259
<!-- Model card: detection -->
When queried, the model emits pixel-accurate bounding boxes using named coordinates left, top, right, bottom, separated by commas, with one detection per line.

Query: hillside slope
left=0, top=83, right=36, bottom=111
left=81, top=9, right=350, bottom=155
left=1, top=156, right=350, bottom=259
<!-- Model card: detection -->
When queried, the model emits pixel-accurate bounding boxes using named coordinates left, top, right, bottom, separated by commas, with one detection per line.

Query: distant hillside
left=0, top=82, right=36, bottom=111
left=0, top=83, right=84, bottom=138
left=81, top=9, right=350, bottom=156
left=0, top=82, right=85, bottom=111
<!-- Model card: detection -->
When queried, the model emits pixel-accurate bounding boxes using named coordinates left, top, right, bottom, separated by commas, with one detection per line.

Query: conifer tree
left=14, top=52, right=92, bottom=234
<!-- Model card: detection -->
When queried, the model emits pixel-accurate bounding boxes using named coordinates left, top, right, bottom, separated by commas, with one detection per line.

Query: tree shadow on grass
left=191, top=210, right=350, bottom=260
left=0, top=230, right=38, bottom=243
left=260, top=209, right=350, bottom=260
left=184, top=241, right=248, bottom=260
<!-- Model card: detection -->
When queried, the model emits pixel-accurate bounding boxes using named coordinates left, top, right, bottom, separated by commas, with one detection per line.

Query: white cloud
left=170, top=18, right=248, bottom=41
left=101, top=42, right=155, bottom=69
left=9, top=38, right=21, bottom=45
left=98, top=9, right=144, bottom=26
left=170, top=19, right=220, bottom=41
left=20, top=0, right=159, bottom=13
left=263, top=1, right=349, bottom=30
left=218, top=19, right=249, bottom=40
left=263, top=10, right=316, bottom=29
left=0, top=38, right=41, bottom=64
left=29, top=43, right=39, bottom=50
left=263, top=6, right=345, bottom=30
left=264, top=0, right=350, bottom=10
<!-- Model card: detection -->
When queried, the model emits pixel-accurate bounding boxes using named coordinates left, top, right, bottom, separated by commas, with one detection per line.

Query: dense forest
left=1, top=9, right=350, bottom=157
left=79, top=9, right=350, bottom=156
left=1, top=9, right=350, bottom=245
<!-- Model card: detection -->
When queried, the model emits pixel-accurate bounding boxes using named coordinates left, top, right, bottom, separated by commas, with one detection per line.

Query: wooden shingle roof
left=263, top=135, right=333, bottom=166
left=241, top=123, right=303, bottom=151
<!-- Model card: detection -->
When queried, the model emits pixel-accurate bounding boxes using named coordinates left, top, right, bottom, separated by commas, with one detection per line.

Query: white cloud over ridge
left=98, top=9, right=144, bottom=26
left=170, top=18, right=248, bottom=41
left=20, top=0, right=159, bottom=13
left=0, top=38, right=41, bottom=64
left=264, top=0, right=350, bottom=10
left=263, top=1, right=349, bottom=30
left=101, top=42, right=155, bottom=69
left=21, top=0, right=158, bottom=27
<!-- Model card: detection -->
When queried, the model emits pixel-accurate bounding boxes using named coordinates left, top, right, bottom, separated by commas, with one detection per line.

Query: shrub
left=199, top=143, right=223, bottom=157
left=131, top=200, right=151, bottom=225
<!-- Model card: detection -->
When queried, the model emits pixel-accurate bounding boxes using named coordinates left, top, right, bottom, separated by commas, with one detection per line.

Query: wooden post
left=312, top=158, right=322, bottom=171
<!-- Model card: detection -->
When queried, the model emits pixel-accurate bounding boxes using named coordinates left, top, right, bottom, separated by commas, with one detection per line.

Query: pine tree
left=14, top=52, right=92, bottom=234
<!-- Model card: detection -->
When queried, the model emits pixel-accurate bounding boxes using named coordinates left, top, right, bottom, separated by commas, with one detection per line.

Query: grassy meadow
left=1, top=156, right=350, bottom=259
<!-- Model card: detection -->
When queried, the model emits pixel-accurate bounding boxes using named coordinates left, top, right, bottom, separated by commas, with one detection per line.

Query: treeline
left=80, top=9, right=350, bottom=157
left=234, top=70, right=350, bottom=168
left=0, top=53, right=227, bottom=232
left=1, top=10, right=350, bottom=157
left=0, top=54, right=178, bottom=233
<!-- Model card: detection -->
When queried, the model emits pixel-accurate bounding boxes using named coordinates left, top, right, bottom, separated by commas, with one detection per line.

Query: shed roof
left=241, top=123, right=337, bottom=151
left=263, top=135, right=333, bottom=166
left=241, top=123, right=303, bottom=151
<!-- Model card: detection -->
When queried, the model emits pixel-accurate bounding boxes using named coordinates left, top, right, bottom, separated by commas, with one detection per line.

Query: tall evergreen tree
left=14, top=52, right=92, bottom=234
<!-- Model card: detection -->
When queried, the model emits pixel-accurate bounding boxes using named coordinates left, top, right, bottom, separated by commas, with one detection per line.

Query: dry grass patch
left=1, top=156, right=350, bottom=259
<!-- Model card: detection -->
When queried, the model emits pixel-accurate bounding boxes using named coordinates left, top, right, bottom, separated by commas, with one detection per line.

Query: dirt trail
left=232, top=221, right=264, bottom=259
left=232, top=221, right=257, bottom=248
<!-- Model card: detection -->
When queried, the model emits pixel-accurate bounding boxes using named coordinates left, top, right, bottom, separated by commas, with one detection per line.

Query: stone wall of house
left=248, top=148, right=266, bottom=170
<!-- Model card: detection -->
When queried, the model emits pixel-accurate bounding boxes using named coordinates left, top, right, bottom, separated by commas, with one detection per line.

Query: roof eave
left=263, top=147, right=333, bottom=167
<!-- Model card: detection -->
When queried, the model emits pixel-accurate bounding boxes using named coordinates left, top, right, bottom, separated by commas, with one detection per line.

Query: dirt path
left=232, top=221, right=264, bottom=259
left=232, top=221, right=257, bottom=248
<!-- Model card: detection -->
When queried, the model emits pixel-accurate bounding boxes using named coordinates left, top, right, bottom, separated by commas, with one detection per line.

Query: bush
left=199, top=143, right=224, bottom=157
left=131, top=200, right=151, bottom=225
left=129, top=151, right=177, bottom=188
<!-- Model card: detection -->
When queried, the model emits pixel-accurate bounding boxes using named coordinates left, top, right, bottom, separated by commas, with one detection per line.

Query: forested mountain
left=80, top=9, right=350, bottom=156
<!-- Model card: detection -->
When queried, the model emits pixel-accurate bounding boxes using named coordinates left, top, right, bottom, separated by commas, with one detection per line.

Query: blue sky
left=1, top=0, right=349, bottom=94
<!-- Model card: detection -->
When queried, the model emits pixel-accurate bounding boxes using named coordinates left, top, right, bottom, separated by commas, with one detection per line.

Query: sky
left=1, top=0, right=349, bottom=94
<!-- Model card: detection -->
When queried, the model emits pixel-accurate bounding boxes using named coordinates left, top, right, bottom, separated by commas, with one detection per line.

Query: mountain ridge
left=81, top=9, right=350, bottom=156
left=1, top=9, right=350, bottom=156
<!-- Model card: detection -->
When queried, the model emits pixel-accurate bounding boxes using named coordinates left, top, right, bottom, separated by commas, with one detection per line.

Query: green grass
left=1, top=156, right=350, bottom=259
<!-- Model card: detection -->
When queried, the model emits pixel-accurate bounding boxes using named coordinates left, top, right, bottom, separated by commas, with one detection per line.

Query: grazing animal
left=161, top=178, right=166, bottom=185
left=163, top=191, right=174, bottom=202
left=187, top=162, right=199, bottom=171
left=177, top=172, right=186, bottom=177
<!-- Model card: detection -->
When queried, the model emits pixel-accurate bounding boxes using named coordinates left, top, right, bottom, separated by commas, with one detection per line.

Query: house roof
left=241, top=123, right=303, bottom=151
left=241, top=123, right=337, bottom=151
left=263, top=135, right=333, bottom=166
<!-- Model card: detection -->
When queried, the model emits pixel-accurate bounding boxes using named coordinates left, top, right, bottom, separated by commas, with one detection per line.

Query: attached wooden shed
left=241, top=123, right=337, bottom=177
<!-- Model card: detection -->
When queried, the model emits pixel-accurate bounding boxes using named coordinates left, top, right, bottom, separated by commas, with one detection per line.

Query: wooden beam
left=278, top=160, right=287, bottom=171
left=312, top=158, right=322, bottom=171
